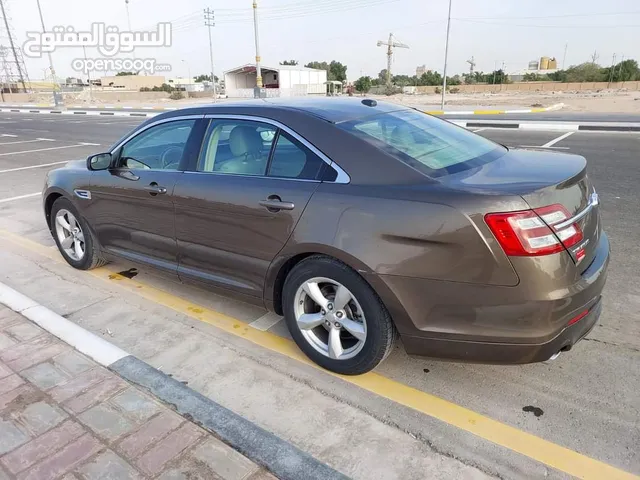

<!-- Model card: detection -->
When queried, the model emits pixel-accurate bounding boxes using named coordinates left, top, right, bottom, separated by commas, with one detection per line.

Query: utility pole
left=204, top=8, right=217, bottom=102
left=376, top=33, right=409, bottom=87
left=0, top=0, right=27, bottom=92
left=562, top=43, right=568, bottom=69
left=607, top=53, right=616, bottom=87
left=590, top=50, right=599, bottom=65
left=125, top=0, right=132, bottom=30
left=252, top=0, right=262, bottom=91
left=440, top=0, right=452, bottom=109
left=466, top=56, right=475, bottom=77
left=35, top=0, right=59, bottom=104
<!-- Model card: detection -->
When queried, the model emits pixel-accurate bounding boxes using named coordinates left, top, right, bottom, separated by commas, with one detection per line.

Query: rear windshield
left=338, top=109, right=506, bottom=177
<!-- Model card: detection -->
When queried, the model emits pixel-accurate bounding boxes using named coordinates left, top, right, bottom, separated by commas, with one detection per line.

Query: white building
left=224, top=64, right=327, bottom=98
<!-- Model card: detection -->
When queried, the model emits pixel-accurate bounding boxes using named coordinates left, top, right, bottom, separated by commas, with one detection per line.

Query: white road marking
left=0, top=138, right=55, bottom=146
left=520, top=145, right=571, bottom=150
left=472, top=128, right=487, bottom=133
left=0, top=160, right=69, bottom=174
left=249, top=312, right=283, bottom=331
left=541, top=131, right=575, bottom=148
left=78, top=142, right=101, bottom=146
left=0, top=144, right=98, bottom=157
left=0, top=192, right=40, bottom=203
left=1, top=134, right=17, bottom=137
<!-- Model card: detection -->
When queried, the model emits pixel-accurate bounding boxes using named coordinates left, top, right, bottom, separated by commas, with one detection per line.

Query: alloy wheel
left=293, top=277, right=367, bottom=360
left=54, top=209, right=86, bottom=261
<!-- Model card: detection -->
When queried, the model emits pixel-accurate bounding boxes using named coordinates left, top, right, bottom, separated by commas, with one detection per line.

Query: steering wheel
left=160, top=146, right=183, bottom=170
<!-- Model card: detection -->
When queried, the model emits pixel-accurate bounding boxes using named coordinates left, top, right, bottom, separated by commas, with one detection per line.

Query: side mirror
left=87, top=152, right=112, bottom=171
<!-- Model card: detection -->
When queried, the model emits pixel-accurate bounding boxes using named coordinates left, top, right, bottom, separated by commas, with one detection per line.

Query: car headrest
left=229, top=126, right=263, bottom=158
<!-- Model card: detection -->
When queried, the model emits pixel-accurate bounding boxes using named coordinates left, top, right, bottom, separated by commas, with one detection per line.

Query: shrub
left=434, top=86, right=442, bottom=94
left=449, top=87, right=460, bottom=93
left=169, top=91, right=184, bottom=100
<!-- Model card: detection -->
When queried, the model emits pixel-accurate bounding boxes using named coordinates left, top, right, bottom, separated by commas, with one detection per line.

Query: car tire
left=50, top=197, right=107, bottom=270
left=283, top=255, right=396, bottom=375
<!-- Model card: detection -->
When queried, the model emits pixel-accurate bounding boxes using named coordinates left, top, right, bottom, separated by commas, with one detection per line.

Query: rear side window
left=339, top=110, right=506, bottom=177
left=268, top=132, right=325, bottom=180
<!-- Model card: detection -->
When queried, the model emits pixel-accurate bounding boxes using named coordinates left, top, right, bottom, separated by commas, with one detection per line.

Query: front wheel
left=50, top=197, right=107, bottom=270
left=282, top=256, right=396, bottom=375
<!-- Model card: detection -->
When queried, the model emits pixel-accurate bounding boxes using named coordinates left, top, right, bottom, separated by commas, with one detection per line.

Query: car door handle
left=144, top=184, right=167, bottom=195
left=259, top=199, right=295, bottom=211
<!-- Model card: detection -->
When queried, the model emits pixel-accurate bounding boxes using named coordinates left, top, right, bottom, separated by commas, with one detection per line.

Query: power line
left=456, top=10, right=640, bottom=20
left=453, top=18, right=640, bottom=28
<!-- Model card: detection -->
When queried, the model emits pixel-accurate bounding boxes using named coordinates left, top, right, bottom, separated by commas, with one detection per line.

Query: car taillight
left=485, top=204, right=582, bottom=257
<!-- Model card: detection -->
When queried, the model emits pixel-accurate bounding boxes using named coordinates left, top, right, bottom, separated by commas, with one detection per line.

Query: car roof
left=171, top=97, right=409, bottom=124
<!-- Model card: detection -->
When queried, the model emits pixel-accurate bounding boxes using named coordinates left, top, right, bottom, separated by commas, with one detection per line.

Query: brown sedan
left=43, top=98, right=609, bottom=375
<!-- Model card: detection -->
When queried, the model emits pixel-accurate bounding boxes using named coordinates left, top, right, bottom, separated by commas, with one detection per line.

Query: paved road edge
left=0, top=281, right=349, bottom=480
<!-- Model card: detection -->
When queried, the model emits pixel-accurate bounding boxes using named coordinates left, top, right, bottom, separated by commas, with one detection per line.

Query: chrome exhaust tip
left=548, top=351, right=562, bottom=361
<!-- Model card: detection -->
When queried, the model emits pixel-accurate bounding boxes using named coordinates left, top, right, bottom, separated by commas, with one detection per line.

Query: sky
left=3, top=0, right=639, bottom=82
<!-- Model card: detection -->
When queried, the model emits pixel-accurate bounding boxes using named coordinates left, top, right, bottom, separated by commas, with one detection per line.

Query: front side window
left=198, top=120, right=276, bottom=176
left=338, top=110, right=506, bottom=177
left=119, top=119, right=195, bottom=171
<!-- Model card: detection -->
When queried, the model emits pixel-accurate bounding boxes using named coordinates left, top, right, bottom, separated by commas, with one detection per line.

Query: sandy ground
left=11, top=88, right=640, bottom=113
left=377, top=89, right=640, bottom=113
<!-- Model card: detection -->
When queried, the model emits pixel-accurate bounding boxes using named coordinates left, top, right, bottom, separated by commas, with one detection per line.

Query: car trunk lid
left=440, top=148, right=601, bottom=268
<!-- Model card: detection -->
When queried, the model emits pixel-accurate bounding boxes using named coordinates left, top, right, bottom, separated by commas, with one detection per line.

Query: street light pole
left=125, top=0, right=132, bottom=31
left=440, top=0, right=452, bottom=110
left=35, top=0, right=59, bottom=104
left=252, top=0, right=262, bottom=89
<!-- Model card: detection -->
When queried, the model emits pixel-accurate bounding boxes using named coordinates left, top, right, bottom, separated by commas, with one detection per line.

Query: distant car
left=43, top=98, right=609, bottom=375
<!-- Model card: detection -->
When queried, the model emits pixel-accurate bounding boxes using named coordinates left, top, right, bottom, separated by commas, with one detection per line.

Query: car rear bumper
left=401, top=297, right=601, bottom=363
left=366, top=231, right=609, bottom=364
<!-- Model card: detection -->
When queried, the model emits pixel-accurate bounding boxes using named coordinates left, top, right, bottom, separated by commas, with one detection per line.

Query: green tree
left=563, top=63, right=605, bottom=82
left=447, top=74, right=462, bottom=85
left=486, top=69, right=508, bottom=84
left=329, top=61, right=347, bottom=82
left=305, top=60, right=347, bottom=82
left=392, top=74, right=412, bottom=87
left=378, top=69, right=388, bottom=84
left=116, top=71, right=137, bottom=76
left=603, top=59, right=639, bottom=82
left=354, top=76, right=372, bottom=93
left=418, top=70, right=442, bottom=86
left=194, top=74, right=219, bottom=83
left=279, top=60, right=298, bottom=66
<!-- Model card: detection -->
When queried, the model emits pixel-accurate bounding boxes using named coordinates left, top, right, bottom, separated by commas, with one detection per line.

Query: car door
left=173, top=116, right=333, bottom=300
left=86, top=116, right=203, bottom=273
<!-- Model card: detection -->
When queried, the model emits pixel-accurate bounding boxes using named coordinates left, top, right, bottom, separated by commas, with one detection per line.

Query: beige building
left=99, top=75, right=166, bottom=90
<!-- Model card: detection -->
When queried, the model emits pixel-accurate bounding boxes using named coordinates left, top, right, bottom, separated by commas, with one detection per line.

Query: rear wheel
left=283, top=255, right=396, bottom=375
left=50, top=197, right=107, bottom=270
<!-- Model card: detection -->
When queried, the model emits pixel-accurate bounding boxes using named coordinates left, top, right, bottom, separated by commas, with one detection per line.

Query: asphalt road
left=0, top=112, right=638, bottom=479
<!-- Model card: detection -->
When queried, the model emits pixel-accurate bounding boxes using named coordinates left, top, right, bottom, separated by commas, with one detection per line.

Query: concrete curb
left=0, top=107, right=158, bottom=118
left=0, top=103, right=176, bottom=111
left=0, top=281, right=348, bottom=480
left=424, top=102, right=565, bottom=115
left=449, top=120, right=640, bottom=132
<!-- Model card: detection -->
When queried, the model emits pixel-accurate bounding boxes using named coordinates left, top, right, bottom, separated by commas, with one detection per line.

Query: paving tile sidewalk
left=0, top=306, right=274, bottom=480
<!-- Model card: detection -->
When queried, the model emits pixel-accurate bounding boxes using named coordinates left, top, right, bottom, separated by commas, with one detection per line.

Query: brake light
left=485, top=204, right=583, bottom=257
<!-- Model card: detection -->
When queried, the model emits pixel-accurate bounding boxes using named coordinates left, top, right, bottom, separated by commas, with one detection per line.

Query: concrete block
left=15, top=434, right=101, bottom=480
left=0, top=421, right=84, bottom=475
left=3, top=322, right=43, bottom=342
left=78, top=404, right=136, bottom=441
left=21, top=362, right=69, bottom=390
left=75, top=450, right=141, bottom=480
left=0, top=373, right=24, bottom=395
left=0, top=332, right=16, bottom=351
left=0, top=419, right=29, bottom=455
left=53, top=351, right=94, bottom=376
left=118, top=411, right=183, bottom=458
left=110, top=388, right=160, bottom=422
left=135, top=422, right=204, bottom=475
left=191, top=438, right=259, bottom=480
left=17, top=401, right=67, bottom=436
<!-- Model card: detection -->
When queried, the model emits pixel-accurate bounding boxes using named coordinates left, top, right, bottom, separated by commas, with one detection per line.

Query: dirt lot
left=378, top=89, right=640, bottom=113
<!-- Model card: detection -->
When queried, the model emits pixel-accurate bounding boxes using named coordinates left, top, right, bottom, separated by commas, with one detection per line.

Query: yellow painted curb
left=1, top=230, right=636, bottom=480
